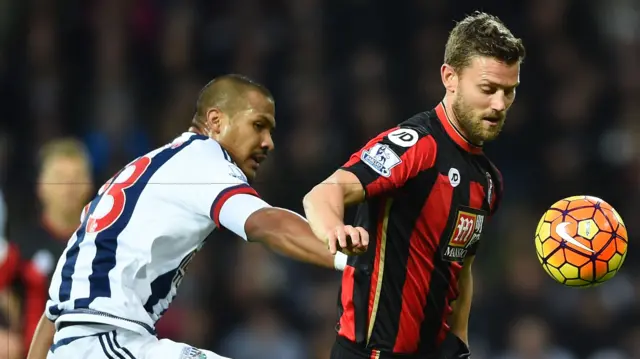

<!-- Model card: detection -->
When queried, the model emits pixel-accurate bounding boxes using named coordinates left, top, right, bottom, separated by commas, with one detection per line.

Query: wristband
left=334, top=252, right=348, bottom=271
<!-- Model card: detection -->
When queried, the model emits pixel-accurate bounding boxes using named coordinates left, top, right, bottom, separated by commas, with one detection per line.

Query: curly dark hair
left=444, top=11, right=526, bottom=71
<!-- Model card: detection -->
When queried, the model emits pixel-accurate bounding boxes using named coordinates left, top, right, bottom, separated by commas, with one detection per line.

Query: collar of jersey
left=184, top=131, right=239, bottom=165
left=185, top=131, right=208, bottom=140
left=435, top=102, right=483, bottom=155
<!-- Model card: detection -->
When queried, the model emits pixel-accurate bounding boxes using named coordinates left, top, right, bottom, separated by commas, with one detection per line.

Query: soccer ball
left=534, top=195, right=628, bottom=287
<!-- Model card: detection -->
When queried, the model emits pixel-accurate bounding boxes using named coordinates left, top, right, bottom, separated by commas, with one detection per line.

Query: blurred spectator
left=0, top=190, right=19, bottom=291
left=0, top=188, right=22, bottom=359
left=9, top=138, right=93, bottom=351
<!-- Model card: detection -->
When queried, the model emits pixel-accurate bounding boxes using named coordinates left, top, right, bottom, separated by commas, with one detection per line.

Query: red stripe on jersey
left=435, top=181, right=486, bottom=346
left=0, top=242, right=19, bottom=289
left=394, top=173, right=454, bottom=352
left=338, top=265, right=357, bottom=341
left=343, top=128, right=400, bottom=168
left=365, top=135, right=437, bottom=198
left=210, top=184, right=260, bottom=228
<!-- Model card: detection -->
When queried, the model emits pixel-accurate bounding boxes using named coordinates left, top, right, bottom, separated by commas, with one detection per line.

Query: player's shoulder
left=164, top=132, right=248, bottom=183
left=399, top=111, right=435, bottom=134
left=160, top=133, right=230, bottom=166
left=372, top=112, right=436, bottom=150
left=167, top=132, right=225, bottom=158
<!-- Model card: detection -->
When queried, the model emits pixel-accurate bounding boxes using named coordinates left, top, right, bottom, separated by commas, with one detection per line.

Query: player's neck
left=187, top=126, right=236, bottom=161
left=188, top=126, right=203, bottom=135
left=441, top=97, right=465, bottom=137
left=441, top=97, right=483, bottom=147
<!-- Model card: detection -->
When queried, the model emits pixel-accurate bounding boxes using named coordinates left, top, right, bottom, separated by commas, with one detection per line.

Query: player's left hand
left=325, top=225, right=369, bottom=256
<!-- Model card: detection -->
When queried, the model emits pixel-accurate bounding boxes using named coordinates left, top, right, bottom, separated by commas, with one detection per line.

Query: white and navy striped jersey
left=45, top=132, right=270, bottom=335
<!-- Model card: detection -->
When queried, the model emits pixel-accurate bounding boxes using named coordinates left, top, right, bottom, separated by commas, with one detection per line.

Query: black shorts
left=330, top=336, right=435, bottom=359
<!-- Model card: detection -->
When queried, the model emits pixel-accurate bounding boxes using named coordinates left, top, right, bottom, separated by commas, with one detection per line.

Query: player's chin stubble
left=452, top=97, right=504, bottom=144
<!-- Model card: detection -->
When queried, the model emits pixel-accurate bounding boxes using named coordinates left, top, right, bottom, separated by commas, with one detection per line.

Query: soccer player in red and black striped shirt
left=304, top=12, right=526, bottom=359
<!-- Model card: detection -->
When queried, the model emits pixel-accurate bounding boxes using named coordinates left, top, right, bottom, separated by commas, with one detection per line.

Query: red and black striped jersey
left=337, top=102, right=503, bottom=356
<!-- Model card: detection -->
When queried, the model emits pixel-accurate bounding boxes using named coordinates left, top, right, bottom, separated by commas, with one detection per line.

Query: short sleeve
left=182, top=140, right=269, bottom=237
left=202, top=163, right=262, bottom=229
left=340, top=127, right=438, bottom=198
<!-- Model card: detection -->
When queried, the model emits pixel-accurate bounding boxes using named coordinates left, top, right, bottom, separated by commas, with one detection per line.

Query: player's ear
left=205, top=108, right=225, bottom=135
left=441, top=64, right=458, bottom=93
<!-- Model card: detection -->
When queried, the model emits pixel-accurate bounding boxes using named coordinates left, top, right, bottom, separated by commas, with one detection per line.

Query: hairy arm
left=26, top=314, right=54, bottom=359
left=244, top=207, right=342, bottom=269
left=449, top=255, right=475, bottom=345
left=304, top=128, right=437, bottom=254
left=303, top=169, right=365, bottom=241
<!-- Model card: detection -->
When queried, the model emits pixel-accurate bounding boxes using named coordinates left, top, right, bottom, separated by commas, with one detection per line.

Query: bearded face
left=451, top=85, right=507, bottom=143
left=448, top=56, right=520, bottom=145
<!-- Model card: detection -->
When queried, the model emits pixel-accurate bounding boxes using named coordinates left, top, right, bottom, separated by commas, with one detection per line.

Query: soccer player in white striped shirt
left=27, top=75, right=351, bottom=359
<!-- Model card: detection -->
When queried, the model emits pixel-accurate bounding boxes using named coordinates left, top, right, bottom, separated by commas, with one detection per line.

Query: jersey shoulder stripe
left=210, top=184, right=260, bottom=228
left=341, top=116, right=438, bottom=198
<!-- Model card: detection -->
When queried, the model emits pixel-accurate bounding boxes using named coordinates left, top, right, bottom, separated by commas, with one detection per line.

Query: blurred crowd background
left=1, top=0, right=640, bottom=358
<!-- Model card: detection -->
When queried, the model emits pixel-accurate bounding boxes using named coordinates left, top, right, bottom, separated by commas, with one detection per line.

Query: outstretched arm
left=190, top=146, right=348, bottom=270
left=245, top=206, right=346, bottom=270
left=304, top=127, right=438, bottom=254
left=217, top=193, right=347, bottom=270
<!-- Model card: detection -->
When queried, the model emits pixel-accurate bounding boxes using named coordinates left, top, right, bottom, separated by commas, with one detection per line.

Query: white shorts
left=47, top=323, right=230, bottom=359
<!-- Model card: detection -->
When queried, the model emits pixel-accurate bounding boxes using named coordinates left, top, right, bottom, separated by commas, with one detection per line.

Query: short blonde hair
left=38, top=138, right=91, bottom=172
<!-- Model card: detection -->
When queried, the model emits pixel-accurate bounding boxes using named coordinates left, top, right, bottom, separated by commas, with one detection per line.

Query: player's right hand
left=325, top=225, right=369, bottom=256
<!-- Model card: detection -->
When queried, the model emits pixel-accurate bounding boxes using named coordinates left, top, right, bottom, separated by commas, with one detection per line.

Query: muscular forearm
left=26, top=314, right=54, bottom=359
left=303, top=183, right=347, bottom=239
left=265, top=230, right=337, bottom=269
left=246, top=208, right=337, bottom=269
